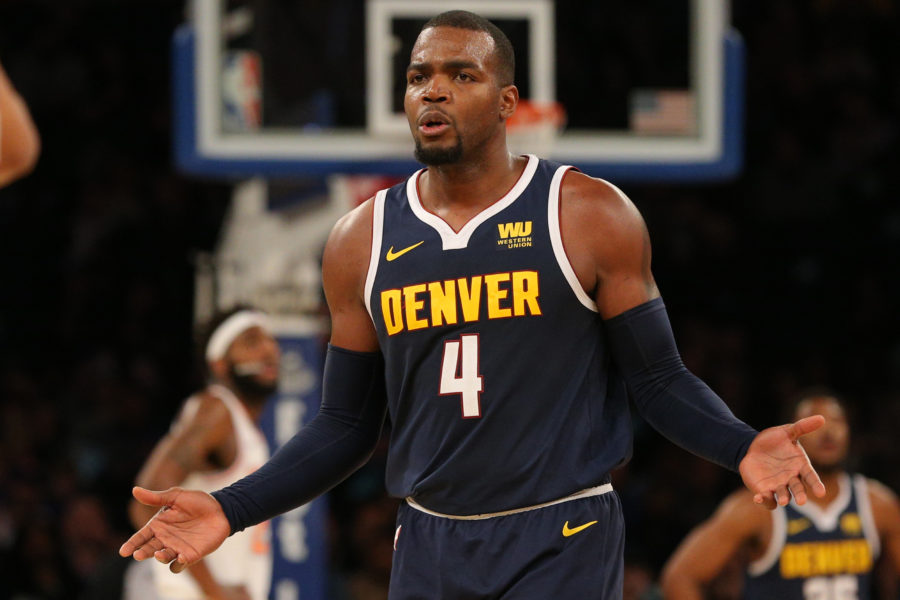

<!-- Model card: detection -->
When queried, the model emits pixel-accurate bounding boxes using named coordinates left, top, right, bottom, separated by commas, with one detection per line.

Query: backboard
left=173, top=0, right=744, bottom=181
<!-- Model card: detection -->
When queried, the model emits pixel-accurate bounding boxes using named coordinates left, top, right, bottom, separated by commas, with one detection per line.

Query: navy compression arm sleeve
left=212, top=345, right=387, bottom=534
left=604, top=298, right=758, bottom=472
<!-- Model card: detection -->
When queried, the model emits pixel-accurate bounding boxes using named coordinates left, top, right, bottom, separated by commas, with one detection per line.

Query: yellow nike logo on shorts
left=386, top=241, right=424, bottom=261
left=562, top=520, right=598, bottom=537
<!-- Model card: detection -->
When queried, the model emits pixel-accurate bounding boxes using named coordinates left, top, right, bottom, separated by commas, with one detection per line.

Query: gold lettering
left=403, top=284, right=428, bottom=331
left=498, top=223, right=516, bottom=239
left=484, top=273, right=512, bottom=319
left=381, top=289, right=404, bottom=335
left=428, top=280, right=458, bottom=327
left=457, top=276, right=482, bottom=322
left=512, top=271, right=541, bottom=316
left=780, top=540, right=872, bottom=578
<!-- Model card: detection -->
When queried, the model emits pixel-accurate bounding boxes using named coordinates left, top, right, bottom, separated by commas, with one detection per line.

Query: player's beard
left=228, top=363, right=277, bottom=405
left=414, top=135, right=463, bottom=166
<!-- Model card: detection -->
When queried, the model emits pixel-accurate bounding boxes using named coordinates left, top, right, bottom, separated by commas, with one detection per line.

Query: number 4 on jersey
left=439, top=334, right=484, bottom=418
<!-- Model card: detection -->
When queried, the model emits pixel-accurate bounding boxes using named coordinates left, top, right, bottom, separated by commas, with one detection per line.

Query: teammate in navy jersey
left=661, top=393, right=900, bottom=600
left=121, top=11, right=829, bottom=599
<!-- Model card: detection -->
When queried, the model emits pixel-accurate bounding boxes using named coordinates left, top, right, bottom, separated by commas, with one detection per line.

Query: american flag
left=629, top=89, right=696, bottom=135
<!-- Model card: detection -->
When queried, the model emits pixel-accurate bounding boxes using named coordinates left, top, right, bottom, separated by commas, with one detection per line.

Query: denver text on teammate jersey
left=779, top=539, right=872, bottom=579
left=380, top=271, right=542, bottom=335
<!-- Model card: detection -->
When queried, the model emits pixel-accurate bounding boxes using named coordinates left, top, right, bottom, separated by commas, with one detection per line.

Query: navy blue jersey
left=744, top=473, right=879, bottom=600
left=364, top=155, right=631, bottom=515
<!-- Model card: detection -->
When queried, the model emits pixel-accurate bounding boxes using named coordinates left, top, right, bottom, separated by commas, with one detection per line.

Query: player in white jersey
left=124, top=307, right=278, bottom=600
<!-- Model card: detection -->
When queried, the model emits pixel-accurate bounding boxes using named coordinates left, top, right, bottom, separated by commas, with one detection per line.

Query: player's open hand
left=739, top=415, right=827, bottom=510
left=119, top=486, right=230, bottom=573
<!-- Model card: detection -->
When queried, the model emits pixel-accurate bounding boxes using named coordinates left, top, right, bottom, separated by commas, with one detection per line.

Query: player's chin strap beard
left=414, top=136, right=463, bottom=166
left=228, top=362, right=277, bottom=404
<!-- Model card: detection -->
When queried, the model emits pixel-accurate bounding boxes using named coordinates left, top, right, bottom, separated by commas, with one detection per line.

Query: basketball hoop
left=506, top=99, right=566, bottom=156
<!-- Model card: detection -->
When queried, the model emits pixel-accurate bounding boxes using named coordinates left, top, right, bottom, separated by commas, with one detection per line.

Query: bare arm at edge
left=0, top=61, right=40, bottom=187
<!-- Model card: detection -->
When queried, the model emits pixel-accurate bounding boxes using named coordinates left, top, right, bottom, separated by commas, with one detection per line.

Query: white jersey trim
left=406, top=154, right=539, bottom=250
left=364, top=189, right=387, bottom=322
left=747, top=506, right=787, bottom=576
left=406, top=483, right=613, bottom=520
left=793, top=472, right=852, bottom=531
left=547, top=165, right=599, bottom=312
left=854, top=474, right=881, bottom=559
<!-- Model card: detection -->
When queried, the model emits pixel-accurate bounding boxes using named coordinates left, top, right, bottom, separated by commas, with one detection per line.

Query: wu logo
left=497, top=221, right=532, bottom=239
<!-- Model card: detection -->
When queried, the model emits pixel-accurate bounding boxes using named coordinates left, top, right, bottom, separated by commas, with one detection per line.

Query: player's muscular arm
left=560, top=172, right=758, bottom=472
left=868, top=480, right=900, bottom=573
left=661, top=490, right=769, bottom=600
left=322, top=198, right=380, bottom=352
left=558, top=170, right=659, bottom=318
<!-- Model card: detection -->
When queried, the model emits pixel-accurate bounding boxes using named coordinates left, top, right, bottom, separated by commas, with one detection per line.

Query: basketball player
left=121, top=12, right=828, bottom=598
left=123, top=307, right=278, bottom=600
left=0, top=59, right=40, bottom=187
left=661, top=392, right=900, bottom=599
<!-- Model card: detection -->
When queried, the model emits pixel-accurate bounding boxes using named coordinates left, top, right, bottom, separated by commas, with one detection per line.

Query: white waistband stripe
left=405, top=484, right=614, bottom=520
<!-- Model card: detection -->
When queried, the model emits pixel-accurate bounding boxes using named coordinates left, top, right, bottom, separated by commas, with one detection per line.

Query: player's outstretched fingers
left=754, top=491, right=777, bottom=510
left=154, top=547, right=177, bottom=565
left=132, top=485, right=172, bottom=508
left=170, top=556, right=189, bottom=574
left=803, top=466, right=827, bottom=498
left=788, top=476, right=807, bottom=505
left=775, top=485, right=791, bottom=506
left=132, top=536, right=167, bottom=561
left=787, top=415, right=825, bottom=441
left=120, top=527, right=157, bottom=558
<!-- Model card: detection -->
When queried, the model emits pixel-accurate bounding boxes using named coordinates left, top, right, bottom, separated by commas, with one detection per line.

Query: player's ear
left=499, top=84, right=519, bottom=121
left=208, top=359, right=228, bottom=380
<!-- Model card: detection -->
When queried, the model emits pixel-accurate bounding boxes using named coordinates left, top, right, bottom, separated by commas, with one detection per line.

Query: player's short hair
left=788, top=386, right=849, bottom=423
left=422, top=10, right=515, bottom=86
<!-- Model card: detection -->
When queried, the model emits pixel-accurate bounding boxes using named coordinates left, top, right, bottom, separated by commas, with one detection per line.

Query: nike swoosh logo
left=386, top=240, right=424, bottom=261
left=562, top=520, right=598, bottom=537
left=787, top=518, right=811, bottom=535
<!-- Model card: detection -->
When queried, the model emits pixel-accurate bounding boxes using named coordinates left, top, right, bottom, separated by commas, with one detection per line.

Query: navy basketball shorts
left=389, top=485, right=625, bottom=599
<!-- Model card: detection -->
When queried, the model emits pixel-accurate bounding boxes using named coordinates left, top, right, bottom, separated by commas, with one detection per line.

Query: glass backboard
left=173, top=0, right=744, bottom=181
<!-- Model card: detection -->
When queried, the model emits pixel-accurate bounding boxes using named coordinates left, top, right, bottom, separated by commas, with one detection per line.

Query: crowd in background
left=1, top=1, right=899, bottom=599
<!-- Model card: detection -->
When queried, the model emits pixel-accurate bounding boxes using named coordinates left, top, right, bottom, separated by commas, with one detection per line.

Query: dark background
left=1, top=1, right=899, bottom=598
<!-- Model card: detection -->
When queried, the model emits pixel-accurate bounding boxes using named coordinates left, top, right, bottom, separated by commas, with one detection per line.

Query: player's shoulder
left=330, top=196, right=376, bottom=246
left=558, top=170, right=644, bottom=236
left=560, top=170, right=637, bottom=213
left=864, top=477, right=900, bottom=510
left=171, top=388, right=233, bottom=439
left=859, top=477, right=900, bottom=535
left=323, top=197, right=375, bottom=268
left=715, top=487, right=772, bottom=527
left=322, top=196, right=378, bottom=298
